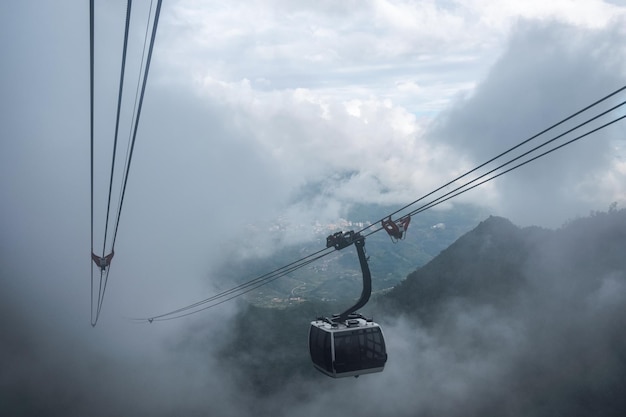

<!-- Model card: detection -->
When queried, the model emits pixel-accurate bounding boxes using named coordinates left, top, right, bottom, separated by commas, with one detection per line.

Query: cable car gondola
left=309, top=314, right=387, bottom=378
left=308, top=231, right=388, bottom=378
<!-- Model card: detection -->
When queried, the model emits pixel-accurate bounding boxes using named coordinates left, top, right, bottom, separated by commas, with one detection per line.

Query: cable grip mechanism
left=326, top=230, right=363, bottom=250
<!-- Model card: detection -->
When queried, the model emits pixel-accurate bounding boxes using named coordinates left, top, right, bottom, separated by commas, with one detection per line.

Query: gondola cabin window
left=334, top=327, right=386, bottom=373
left=309, top=324, right=333, bottom=374
left=309, top=318, right=387, bottom=378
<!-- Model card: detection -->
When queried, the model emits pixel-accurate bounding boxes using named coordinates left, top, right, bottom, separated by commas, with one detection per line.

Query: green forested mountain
left=377, top=215, right=548, bottom=322
left=212, top=203, right=487, bottom=306
left=213, top=209, right=626, bottom=416
left=379, top=210, right=626, bottom=322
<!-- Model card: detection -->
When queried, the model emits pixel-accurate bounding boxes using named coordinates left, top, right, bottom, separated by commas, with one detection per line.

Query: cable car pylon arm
left=325, top=231, right=372, bottom=322
left=312, top=231, right=386, bottom=378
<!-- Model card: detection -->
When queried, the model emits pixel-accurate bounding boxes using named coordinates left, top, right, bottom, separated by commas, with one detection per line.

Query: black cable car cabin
left=309, top=231, right=388, bottom=378
left=309, top=315, right=387, bottom=378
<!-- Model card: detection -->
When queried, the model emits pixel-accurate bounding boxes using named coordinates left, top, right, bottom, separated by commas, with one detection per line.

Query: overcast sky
left=1, top=0, right=626, bottom=415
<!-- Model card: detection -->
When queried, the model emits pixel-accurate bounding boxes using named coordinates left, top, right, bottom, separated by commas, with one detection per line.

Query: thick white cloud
left=1, top=1, right=626, bottom=414
left=429, top=19, right=626, bottom=226
left=148, top=0, right=626, bottom=228
left=1, top=0, right=625, bottom=319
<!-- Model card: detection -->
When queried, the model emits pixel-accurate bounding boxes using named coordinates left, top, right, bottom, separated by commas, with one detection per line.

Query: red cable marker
left=381, top=215, right=411, bottom=242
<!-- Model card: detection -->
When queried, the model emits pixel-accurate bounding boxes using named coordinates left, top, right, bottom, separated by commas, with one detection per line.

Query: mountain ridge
left=207, top=208, right=626, bottom=416
left=377, top=215, right=549, bottom=322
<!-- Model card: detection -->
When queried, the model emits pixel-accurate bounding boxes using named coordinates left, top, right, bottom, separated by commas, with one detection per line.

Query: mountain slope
left=377, top=215, right=549, bottom=322
left=204, top=209, right=626, bottom=416
left=379, top=210, right=626, bottom=323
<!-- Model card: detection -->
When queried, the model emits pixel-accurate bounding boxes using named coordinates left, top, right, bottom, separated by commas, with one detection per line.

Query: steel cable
left=90, top=0, right=162, bottom=326
left=90, top=0, right=96, bottom=326
left=355, top=85, right=626, bottom=236
left=102, top=0, right=133, bottom=256
left=111, top=0, right=162, bottom=250
left=138, top=85, right=626, bottom=322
